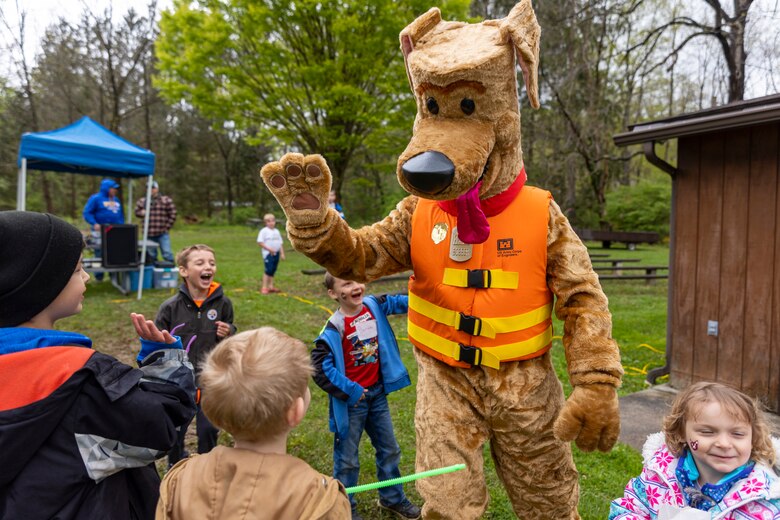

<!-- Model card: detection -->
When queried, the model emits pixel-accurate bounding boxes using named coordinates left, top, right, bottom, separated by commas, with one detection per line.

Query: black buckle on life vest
left=466, top=269, right=491, bottom=288
left=458, top=314, right=482, bottom=336
left=458, top=344, right=483, bottom=367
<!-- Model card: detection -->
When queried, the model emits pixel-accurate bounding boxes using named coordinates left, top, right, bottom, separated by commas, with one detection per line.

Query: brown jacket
left=156, top=446, right=351, bottom=520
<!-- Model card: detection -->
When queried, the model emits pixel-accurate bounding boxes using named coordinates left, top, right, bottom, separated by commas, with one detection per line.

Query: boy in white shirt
left=257, top=213, right=285, bottom=294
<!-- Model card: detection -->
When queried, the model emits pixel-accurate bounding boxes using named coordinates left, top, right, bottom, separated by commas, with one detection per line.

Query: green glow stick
left=345, top=463, right=466, bottom=494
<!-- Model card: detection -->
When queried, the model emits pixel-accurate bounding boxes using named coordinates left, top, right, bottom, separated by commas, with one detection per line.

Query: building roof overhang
left=613, top=93, right=780, bottom=147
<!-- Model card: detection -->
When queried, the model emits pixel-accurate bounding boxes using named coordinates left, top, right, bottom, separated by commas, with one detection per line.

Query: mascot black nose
left=402, top=151, right=455, bottom=195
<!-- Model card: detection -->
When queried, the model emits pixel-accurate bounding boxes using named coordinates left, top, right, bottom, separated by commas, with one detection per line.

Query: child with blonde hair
left=156, top=327, right=351, bottom=519
left=256, top=213, right=285, bottom=294
left=610, top=381, right=780, bottom=519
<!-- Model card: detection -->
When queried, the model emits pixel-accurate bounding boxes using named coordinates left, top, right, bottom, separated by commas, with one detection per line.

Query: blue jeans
left=333, top=382, right=406, bottom=510
left=264, top=252, right=280, bottom=276
left=148, top=233, right=174, bottom=263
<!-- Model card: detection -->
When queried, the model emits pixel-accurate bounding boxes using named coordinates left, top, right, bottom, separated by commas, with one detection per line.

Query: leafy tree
left=605, top=173, right=671, bottom=236
left=154, top=0, right=470, bottom=200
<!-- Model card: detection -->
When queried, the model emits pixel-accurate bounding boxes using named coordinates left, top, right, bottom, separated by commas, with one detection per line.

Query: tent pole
left=128, top=179, right=134, bottom=223
left=17, top=158, right=27, bottom=211
left=137, top=176, right=153, bottom=300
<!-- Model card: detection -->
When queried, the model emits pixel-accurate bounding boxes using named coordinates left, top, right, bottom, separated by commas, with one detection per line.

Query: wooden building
left=614, top=94, right=780, bottom=411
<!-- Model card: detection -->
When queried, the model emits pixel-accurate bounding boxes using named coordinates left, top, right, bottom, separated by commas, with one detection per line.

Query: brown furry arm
left=286, top=196, right=419, bottom=283
left=546, top=199, right=623, bottom=388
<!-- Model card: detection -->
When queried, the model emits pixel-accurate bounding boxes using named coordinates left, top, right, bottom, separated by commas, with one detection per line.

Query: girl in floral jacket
left=610, top=382, right=780, bottom=520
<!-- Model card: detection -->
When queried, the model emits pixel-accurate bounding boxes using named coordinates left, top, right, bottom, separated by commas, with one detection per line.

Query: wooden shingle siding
left=670, top=122, right=780, bottom=411
left=694, top=133, right=725, bottom=382
left=717, top=128, right=751, bottom=390
left=743, top=124, right=778, bottom=403
left=771, top=124, right=780, bottom=412
left=670, top=135, right=700, bottom=389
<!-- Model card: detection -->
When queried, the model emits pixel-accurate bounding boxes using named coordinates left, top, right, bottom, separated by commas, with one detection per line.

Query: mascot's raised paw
left=553, top=383, right=620, bottom=452
left=260, top=153, right=331, bottom=228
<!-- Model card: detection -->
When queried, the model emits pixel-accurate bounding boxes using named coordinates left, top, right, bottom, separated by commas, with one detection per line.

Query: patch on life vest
left=449, top=227, right=473, bottom=262
left=496, top=237, right=522, bottom=258
left=207, top=309, right=218, bottom=321
left=431, top=222, right=448, bottom=245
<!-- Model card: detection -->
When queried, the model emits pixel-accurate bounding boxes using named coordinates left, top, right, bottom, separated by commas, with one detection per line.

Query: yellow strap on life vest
left=407, top=321, right=553, bottom=370
left=442, top=268, right=519, bottom=289
left=408, top=292, right=553, bottom=339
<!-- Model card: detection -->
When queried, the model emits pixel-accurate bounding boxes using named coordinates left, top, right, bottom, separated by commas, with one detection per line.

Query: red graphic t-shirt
left=341, top=306, right=380, bottom=388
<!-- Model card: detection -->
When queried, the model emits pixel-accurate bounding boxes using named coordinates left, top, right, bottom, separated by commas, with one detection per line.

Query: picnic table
left=589, top=257, right=641, bottom=268
left=574, top=228, right=660, bottom=250
left=246, top=218, right=263, bottom=228
left=593, top=265, right=669, bottom=284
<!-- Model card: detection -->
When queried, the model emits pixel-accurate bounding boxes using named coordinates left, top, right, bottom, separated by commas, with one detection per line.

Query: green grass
left=67, top=226, right=664, bottom=519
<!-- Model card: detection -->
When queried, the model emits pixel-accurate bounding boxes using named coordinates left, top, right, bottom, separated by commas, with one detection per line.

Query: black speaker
left=101, top=224, right=139, bottom=267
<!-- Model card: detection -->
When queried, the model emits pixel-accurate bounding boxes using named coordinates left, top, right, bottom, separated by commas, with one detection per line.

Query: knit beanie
left=0, top=211, right=84, bottom=327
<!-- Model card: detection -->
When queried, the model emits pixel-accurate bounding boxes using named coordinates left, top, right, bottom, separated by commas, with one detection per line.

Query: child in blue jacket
left=312, top=273, right=420, bottom=520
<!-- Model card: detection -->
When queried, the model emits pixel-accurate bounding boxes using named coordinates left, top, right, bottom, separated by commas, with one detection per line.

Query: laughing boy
left=155, top=244, right=236, bottom=467
left=311, top=273, right=420, bottom=520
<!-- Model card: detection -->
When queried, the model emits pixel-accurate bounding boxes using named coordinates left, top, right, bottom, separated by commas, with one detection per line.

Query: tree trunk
left=726, top=0, right=751, bottom=101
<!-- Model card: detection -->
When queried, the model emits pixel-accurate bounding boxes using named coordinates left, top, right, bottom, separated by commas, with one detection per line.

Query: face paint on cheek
left=689, top=440, right=699, bottom=451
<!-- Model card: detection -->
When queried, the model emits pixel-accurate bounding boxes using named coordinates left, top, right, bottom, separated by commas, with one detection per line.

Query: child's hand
left=215, top=321, right=232, bottom=339
left=280, top=251, right=286, bottom=261
left=131, top=313, right=176, bottom=344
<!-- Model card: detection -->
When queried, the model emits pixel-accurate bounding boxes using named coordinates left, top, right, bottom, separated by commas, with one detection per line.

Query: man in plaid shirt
left=135, top=181, right=177, bottom=263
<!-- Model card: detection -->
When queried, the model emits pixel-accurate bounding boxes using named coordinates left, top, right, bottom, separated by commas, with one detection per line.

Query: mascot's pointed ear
left=399, top=7, right=441, bottom=91
left=500, top=0, right=541, bottom=109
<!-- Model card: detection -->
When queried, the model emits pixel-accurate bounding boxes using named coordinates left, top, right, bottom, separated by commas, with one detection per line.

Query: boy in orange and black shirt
left=0, top=211, right=196, bottom=519
left=155, top=244, right=236, bottom=467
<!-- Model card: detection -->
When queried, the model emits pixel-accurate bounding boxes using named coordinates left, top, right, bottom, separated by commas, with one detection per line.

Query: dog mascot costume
left=261, top=1, right=622, bottom=518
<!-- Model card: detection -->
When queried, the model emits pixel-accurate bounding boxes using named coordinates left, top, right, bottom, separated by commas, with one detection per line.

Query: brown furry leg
left=487, top=354, right=581, bottom=519
left=414, top=351, right=491, bottom=520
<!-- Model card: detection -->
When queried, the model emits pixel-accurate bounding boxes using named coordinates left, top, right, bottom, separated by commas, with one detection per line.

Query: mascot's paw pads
left=261, top=153, right=331, bottom=223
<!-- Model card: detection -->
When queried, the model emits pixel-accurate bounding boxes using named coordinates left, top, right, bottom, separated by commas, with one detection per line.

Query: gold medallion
left=431, top=222, right=448, bottom=245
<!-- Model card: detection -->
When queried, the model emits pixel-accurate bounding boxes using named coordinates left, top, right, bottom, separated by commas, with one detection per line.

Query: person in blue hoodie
left=312, top=273, right=420, bottom=520
left=83, top=178, right=124, bottom=229
left=0, top=210, right=196, bottom=520
left=83, top=178, right=124, bottom=280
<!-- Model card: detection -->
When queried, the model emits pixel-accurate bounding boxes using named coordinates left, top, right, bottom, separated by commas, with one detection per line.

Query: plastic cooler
left=154, top=267, right=179, bottom=289
left=124, top=266, right=154, bottom=292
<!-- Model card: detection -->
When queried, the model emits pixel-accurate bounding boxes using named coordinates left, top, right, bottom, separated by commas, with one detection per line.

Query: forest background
left=0, top=0, right=779, bottom=233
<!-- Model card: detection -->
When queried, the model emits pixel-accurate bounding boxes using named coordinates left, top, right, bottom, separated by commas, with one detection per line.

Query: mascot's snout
left=401, top=151, right=455, bottom=195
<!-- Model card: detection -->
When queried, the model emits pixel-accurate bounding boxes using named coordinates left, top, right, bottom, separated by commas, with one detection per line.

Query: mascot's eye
left=426, top=97, right=439, bottom=115
left=461, top=98, right=475, bottom=115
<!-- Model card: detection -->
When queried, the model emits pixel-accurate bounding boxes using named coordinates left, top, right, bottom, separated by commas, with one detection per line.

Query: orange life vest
left=408, top=185, right=553, bottom=369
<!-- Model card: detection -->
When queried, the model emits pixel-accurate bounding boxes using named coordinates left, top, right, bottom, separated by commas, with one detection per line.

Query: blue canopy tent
left=17, top=116, right=157, bottom=299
